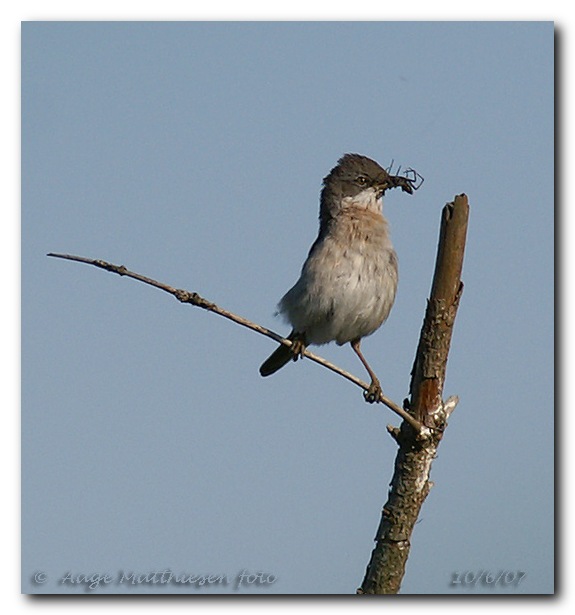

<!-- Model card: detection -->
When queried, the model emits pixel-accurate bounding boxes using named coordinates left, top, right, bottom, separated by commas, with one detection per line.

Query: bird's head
left=320, top=153, right=392, bottom=220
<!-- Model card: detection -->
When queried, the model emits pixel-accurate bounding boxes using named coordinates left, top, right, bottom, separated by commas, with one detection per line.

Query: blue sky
left=21, top=21, right=553, bottom=595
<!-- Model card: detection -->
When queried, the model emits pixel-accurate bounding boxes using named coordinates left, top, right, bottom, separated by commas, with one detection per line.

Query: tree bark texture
left=359, top=194, right=470, bottom=595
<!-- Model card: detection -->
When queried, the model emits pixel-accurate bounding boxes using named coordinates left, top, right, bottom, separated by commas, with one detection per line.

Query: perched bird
left=260, top=153, right=413, bottom=401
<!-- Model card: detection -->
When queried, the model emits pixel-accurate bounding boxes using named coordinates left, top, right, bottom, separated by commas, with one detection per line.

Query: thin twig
left=47, top=252, right=423, bottom=431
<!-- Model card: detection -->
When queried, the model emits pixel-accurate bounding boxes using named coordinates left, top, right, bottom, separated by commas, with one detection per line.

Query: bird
left=260, top=153, right=412, bottom=401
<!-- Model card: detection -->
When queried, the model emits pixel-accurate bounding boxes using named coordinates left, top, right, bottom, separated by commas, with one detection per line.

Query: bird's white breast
left=279, top=207, right=398, bottom=346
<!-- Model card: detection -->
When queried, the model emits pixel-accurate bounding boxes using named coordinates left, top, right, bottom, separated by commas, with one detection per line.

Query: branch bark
left=358, top=193, right=470, bottom=595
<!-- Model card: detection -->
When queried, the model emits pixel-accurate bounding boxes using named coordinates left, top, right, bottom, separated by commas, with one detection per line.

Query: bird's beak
left=376, top=180, right=391, bottom=199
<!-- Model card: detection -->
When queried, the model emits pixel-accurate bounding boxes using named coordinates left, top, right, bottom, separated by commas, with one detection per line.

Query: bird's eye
left=356, top=176, right=368, bottom=186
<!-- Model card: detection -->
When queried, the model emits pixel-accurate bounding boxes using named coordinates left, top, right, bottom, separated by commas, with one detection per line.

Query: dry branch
left=358, top=193, right=469, bottom=595
left=48, top=192, right=469, bottom=595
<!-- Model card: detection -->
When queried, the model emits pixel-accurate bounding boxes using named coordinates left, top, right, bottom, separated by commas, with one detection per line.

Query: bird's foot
left=363, top=378, right=382, bottom=404
left=290, top=337, right=307, bottom=362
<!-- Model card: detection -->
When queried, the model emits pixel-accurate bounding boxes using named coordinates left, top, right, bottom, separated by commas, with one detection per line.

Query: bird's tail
left=259, top=331, right=297, bottom=377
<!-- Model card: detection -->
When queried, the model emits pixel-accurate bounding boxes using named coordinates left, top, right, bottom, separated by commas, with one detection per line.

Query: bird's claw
left=363, top=379, right=382, bottom=404
left=290, top=338, right=307, bottom=362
